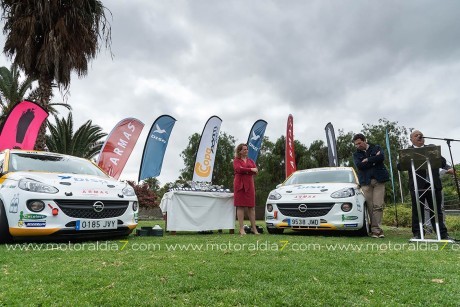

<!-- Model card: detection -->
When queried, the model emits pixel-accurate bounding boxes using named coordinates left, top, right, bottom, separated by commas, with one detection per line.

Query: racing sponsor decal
left=57, top=175, right=111, bottom=185
left=82, top=189, right=109, bottom=195
left=17, top=211, right=47, bottom=227
left=24, top=221, right=46, bottom=227
left=293, top=194, right=317, bottom=199
left=293, top=185, right=326, bottom=190
left=18, top=211, right=24, bottom=227
left=9, top=193, right=19, bottom=213
left=342, top=215, right=358, bottom=221
left=344, top=223, right=358, bottom=228
left=73, top=177, right=111, bottom=184
left=22, top=213, right=47, bottom=220
left=357, top=201, right=362, bottom=212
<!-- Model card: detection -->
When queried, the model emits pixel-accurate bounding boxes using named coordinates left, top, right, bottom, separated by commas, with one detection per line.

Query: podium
left=398, top=146, right=453, bottom=243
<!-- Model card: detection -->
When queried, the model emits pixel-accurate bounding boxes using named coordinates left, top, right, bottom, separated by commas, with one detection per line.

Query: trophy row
left=168, top=181, right=231, bottom=193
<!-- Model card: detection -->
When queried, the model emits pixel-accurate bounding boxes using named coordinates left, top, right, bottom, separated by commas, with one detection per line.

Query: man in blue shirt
left=353, top=133, right=390, bottom=238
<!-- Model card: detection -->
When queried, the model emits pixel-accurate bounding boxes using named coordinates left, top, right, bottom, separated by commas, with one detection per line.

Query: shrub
left=127, top=181, right=158, bottom=209
left=383, top=203, right=411, bottom=227
left=383, top=202, right=460, bottom=231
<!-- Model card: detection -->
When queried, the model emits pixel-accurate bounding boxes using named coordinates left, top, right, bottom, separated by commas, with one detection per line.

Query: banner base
left=409, top=238, right=455, bottom=244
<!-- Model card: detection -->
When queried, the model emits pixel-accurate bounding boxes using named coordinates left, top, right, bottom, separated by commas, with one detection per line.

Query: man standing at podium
left=353, top=133, right=389, bottom=238
left=404, top=130, right=453, bottom=240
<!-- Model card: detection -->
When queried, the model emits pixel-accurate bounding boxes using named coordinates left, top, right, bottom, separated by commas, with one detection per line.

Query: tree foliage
left=45, top=113, right=106, bottom=159
left=173, top=118, right=455, bottom=206
left=128, top=181, right=158, bottom=209
left=0, top=65, right=71, bottom=127
left=1, top=0, right=111, bottom=91
left=1, top=0, right=111, bottom=149
left=360, top=118, right=410, bottom=202
left=254, top=136, right=284, bottom=205
left=0, top=64, right=34, bottom=120
left=336, top=129, right=354, bottom=167
left=179, top=132, right=236, bottom=188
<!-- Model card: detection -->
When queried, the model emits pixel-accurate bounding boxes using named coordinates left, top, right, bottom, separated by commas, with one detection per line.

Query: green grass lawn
left=1, top=222, right=460, bottom=306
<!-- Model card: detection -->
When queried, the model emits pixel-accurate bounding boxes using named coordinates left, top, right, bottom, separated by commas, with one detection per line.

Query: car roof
left=4, top=149, right=81, bottom=159
left=293, top=167, right=355, bottom=174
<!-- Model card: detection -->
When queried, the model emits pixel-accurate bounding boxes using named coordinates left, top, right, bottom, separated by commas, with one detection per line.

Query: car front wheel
left=0, top=201, right=13, bottom=244
left=357, top=203, right=371, bottom=236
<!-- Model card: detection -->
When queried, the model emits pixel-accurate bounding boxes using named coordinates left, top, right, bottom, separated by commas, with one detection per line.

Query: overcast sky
left=1, top=0, right=460, bottom=185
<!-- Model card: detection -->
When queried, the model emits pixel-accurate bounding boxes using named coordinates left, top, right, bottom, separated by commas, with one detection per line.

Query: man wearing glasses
left=403, top=130, right=454, bottom=240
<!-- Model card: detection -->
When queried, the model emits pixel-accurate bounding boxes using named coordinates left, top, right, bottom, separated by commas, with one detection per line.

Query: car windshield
left=284, top=170, right=356, bottom=185
left=8, top=153, right=108, bottom=177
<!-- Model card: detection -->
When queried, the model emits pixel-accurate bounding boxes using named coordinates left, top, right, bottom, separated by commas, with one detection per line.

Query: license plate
left=76, top=219, right=117, bottom=230
left=289, top=218, right=320, bottom=226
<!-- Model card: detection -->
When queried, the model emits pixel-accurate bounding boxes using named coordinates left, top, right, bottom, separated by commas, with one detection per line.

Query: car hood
left=6, top=172, right=127, bottom=191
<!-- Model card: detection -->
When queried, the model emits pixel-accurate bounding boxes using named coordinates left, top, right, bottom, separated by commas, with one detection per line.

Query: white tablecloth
left=160, top=190, right=235, bottom=231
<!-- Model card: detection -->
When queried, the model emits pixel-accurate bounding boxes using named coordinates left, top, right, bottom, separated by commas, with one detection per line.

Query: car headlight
left=341, top=203, right=353, bottom=212
left=18, top=178, right=58, bottom=194
left=122, top=185, right=136, bottom=196
left=331, top=188, right=355, bottom=198
left=27, top=200, right=45, bottom=212
left=268, top=191, right=282, bottom=200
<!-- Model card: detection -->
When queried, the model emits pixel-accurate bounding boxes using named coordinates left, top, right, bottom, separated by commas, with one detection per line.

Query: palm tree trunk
left=34, top=76, right=53, bottom=151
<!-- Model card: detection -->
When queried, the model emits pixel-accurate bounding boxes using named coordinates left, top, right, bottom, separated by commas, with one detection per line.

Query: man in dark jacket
left=399, top=130, right=453, bottom=240
left=353, top=133, right=390, bottom=238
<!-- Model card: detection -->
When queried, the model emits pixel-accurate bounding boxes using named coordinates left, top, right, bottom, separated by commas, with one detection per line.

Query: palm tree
left=46, top=113, right=107, bottom=159
left=0, top=0, right=111, bottom=148
left=0, top=64, right=35, bottom=122
left=0, top=65, right=72, bottom=129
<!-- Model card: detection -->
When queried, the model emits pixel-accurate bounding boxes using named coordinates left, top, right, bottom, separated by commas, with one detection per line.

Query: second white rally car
left=265, top=167, right=370, bottom=235
left=0, top=149, right=139, bottom=243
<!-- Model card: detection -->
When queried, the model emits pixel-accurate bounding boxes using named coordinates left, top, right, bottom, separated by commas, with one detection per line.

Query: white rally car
left=265, top=167, right=370, bottom=235
left=0, top=149, right=138, bottom=242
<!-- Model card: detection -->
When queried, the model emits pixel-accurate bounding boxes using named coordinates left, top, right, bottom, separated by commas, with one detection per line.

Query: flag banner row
left=138, top=115, right=176, bottom=181
left=192, top=115, right=222, bottom=183
left=385, top=128, right=396, bottom=203
left=0, top=100, right=48, bottom=151
left=246, top=119, right=267, bottom=162
left=325, top=122, right=338, bottom=167
left=285, top=114, right=296, bottom=178
left=97, top=118, right=144, bottom=179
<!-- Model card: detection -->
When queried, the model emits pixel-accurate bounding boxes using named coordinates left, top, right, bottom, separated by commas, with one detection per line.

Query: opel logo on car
left=298, top=204, right=308, bottom=212
left=93, top=201, right=104, bottom=213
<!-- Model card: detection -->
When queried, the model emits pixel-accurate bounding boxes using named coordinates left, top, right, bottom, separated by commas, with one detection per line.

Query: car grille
left=277, top=203, right=335, bottom=218
left=54, top=200, right=129, bottom=219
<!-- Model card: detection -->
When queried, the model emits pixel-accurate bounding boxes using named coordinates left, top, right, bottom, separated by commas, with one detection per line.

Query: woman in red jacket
left=233, top=143, right=259, bottom=235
